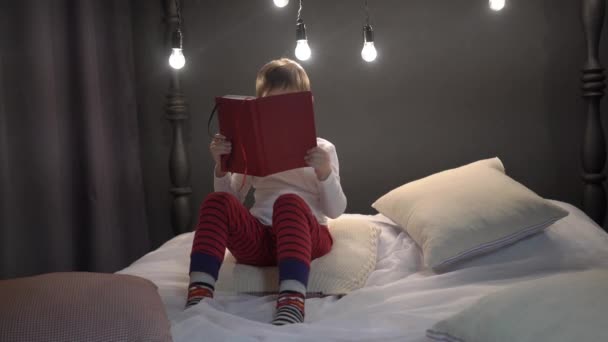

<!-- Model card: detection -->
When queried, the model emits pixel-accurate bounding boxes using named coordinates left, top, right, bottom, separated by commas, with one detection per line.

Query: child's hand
left=305, top=147, right=332, bottom=181
left=210, top=134, right=231, bottom=176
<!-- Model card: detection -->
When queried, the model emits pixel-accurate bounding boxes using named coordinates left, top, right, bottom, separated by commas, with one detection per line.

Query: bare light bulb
left=169, top=48, right=185, bottom=69
left=361, top=25, right=377, bottom=62
left=295, top=40, right=311, bottom=61
left=489, top=0, right=505, bottom=11
left=361, top=42, right=377, bottom=62
left=273, top=0, right=289, bottom=8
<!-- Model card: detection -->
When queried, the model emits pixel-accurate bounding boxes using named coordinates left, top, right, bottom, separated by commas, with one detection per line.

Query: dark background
left=131, top=0, right=606, bottom=249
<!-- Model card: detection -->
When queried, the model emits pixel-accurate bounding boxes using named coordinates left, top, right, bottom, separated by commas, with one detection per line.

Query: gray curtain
left=0, top=0, right=150, bottom=279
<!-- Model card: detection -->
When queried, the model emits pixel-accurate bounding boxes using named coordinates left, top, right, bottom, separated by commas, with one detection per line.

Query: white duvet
left=118, top=201, right=608, bottom=342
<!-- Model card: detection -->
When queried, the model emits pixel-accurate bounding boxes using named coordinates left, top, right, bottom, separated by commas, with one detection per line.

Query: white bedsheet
left=119, top=201, right=608, bottom=342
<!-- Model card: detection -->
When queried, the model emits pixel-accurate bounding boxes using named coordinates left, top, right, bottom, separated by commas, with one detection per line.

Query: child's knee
left=201, top=192, right=238, bottom=210
left=274, top=193, right=306, bottom=207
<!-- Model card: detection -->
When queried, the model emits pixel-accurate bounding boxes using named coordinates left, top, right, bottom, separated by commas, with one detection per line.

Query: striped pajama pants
left=189, top=192, right=333, bottom=285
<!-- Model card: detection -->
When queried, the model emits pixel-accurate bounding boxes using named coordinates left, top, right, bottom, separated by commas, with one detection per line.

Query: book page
left=222, top=95, right=255, bottom=100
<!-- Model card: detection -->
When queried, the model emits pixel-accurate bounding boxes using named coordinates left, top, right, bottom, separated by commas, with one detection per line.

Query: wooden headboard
left=164, top=0, right=192, bottom=235
left=162, top=0, right=608, bottom=235
left=581, top=0, right=607, bottom=226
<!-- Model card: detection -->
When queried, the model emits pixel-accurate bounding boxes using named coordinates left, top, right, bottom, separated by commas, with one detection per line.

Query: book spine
left=251, top=100, right=267, bottom=176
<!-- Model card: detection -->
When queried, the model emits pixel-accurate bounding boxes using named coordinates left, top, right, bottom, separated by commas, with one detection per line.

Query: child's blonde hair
left=255, top=58, right=311, bottom=97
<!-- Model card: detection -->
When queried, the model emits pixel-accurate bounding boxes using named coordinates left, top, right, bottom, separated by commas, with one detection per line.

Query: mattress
left=118, top=200, right=608, bottom=341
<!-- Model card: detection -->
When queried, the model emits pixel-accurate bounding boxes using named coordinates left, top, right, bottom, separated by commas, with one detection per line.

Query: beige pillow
left=427, top=269, right=608, bottom=342
left=372, top=157, right=568, bottom=271
left=0, top=272, right=172, bottom=342
left=215, top=216, right=380, bottom=294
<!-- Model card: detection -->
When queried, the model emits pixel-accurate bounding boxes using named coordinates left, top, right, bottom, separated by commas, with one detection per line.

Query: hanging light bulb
left=169, top=28, right=185, bottom=69
left=295, top=40, right=311, bottom=61
left=489, top=0, right=505, bottom=11
left=294, top=1, right=311, bottom=61
left=361, top=1, right=377, bottom=62
left=273, top=0, right=289, bottom=8
left=361, top=25, right=377, bottom=62
left=169, top=48, right=185, bottom=69
left=295, top=15, right=311, bottom=61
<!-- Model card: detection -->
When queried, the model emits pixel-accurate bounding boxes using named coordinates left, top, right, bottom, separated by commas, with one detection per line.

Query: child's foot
left=271, top=291, right=305, bottom=325
left=185, top=282, right=214, bottom=308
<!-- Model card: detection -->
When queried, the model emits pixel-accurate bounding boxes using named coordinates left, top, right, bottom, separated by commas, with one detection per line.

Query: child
left=187, top=58, right=347, bottom=325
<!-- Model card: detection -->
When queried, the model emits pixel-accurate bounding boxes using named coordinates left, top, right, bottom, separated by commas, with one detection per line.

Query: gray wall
left=132, top=0, right=602, bottom=248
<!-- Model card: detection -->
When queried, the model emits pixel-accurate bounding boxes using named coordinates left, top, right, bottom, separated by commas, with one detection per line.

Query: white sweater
left=213, top=138, right=347, bottom=225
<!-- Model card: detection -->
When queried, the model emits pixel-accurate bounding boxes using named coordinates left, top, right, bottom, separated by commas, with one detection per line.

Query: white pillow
left=372, top=157, right=568, bottom=271
left=215, top=216, right=380, bottom=294
left=427, top=269, right=608, bottom=342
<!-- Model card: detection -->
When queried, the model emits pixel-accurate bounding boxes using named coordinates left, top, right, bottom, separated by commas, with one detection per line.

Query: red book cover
left=215, top=91, right=317, bottom=177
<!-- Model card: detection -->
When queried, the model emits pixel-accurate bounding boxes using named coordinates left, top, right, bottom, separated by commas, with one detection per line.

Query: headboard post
left=165, top=0, right=192, bottom=235
left=581, top=0, right=607, bottom=227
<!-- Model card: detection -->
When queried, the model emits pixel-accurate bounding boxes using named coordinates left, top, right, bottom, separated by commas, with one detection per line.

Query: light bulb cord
left=297, top=0, right=303, bottom=22
left=175, top=0, right=182, bottom=28
left=364, top=0, right=370, bottom=26
left=173, top=0, right=183, bottom=49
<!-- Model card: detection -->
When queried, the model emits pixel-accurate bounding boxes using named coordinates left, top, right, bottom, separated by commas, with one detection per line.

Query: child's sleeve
left=317, top=143, right=347, bottom=218
left=213, top=166, right=253, bottom=203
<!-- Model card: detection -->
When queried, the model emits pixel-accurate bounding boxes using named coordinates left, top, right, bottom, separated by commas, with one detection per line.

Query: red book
left=215, top=91, right=317, bottom=177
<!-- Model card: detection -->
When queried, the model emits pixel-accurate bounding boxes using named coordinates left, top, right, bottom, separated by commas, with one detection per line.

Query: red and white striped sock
left=186, top=272, right=216, bottom=308
left=272, top=289, right=306, bottom=325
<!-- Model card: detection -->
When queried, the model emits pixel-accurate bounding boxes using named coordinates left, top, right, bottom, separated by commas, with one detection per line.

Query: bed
left=121, top=0, right=608, bottom=341
left=119, top=201, right=608, bottom=341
